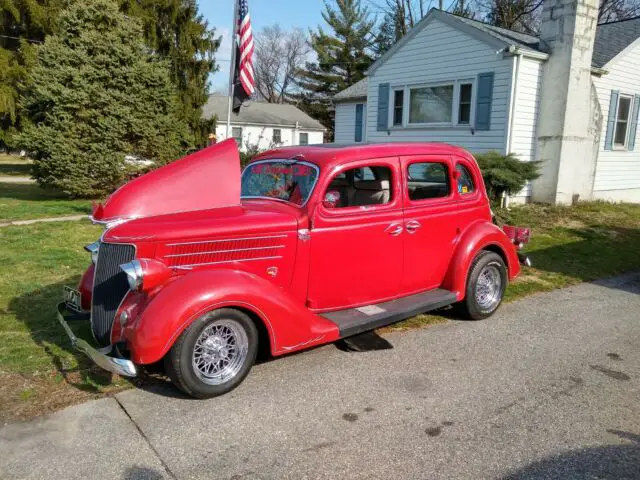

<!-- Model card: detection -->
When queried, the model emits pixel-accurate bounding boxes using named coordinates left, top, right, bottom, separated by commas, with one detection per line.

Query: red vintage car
left=58, top=140, right=528, bottom=398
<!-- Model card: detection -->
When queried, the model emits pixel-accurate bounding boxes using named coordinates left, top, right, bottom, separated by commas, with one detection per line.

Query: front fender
left=442, top=220, right=520, bottom=301
left=123, top=269, right=340, bottom=364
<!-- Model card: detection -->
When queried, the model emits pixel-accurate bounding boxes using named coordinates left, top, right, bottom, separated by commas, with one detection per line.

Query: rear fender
left=442, top=220, right=520, bottom=301
left=123, top=269, right=340, bottom=364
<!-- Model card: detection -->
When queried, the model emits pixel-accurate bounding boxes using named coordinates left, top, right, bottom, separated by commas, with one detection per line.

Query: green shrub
left=474, top=151, right=541, bottom=203
left=19, top=0, right=190, bottom=198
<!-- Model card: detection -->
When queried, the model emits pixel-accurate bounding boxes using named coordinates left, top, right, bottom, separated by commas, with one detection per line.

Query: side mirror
left=323, top=190, right=341, bottom=208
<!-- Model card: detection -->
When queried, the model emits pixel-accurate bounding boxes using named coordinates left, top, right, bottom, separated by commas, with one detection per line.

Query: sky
left=197, top=0, right=327, bottom=91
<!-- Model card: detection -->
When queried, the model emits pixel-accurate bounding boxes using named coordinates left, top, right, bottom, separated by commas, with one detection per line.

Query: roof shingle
left=203, top=95, right=325, bottom=130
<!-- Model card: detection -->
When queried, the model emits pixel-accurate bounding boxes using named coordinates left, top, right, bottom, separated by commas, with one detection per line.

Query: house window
left=458, top=83, right=473, bottom=125
left=299, top=132, right=309, bottom=145
left=409, top=85, right=454, bottom=124
left=392, top=80, right=474, bottom=127
left=614, top=95, right=633, bottom=148
left=272, top=128, right=282, bottom=144
left=393, top=89, right=404, bottom=126
left=232, top=127, right=243, bottom=147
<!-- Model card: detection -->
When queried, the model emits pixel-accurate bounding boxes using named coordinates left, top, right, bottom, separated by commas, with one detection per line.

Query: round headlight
left=120, top=260, right=144, bottom=291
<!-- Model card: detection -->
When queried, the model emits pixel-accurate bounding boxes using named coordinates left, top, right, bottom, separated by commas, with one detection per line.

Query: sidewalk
left=0, top=398, right=171, bottom=479
left=0, top=215, right=88, bottom=228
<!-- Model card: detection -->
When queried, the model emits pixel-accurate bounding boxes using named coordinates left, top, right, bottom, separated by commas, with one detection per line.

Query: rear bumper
left=56, top=302, right=137, bottom=377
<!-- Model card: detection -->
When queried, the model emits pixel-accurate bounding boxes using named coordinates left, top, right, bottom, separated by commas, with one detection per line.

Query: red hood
left=92, top=139, right=240, bottom=223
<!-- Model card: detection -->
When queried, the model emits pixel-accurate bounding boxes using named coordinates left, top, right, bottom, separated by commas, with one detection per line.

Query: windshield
left=241, top=160, right=319, bottom=206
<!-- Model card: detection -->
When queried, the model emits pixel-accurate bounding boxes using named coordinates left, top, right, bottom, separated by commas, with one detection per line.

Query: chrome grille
left=91, top=242, right=135, bottom=346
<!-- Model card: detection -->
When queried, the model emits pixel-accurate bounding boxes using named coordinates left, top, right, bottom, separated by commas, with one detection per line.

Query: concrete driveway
left=2, top=273, right=639, bottom=480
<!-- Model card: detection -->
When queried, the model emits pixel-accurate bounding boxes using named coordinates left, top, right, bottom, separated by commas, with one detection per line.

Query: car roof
left=251, top=142, right=475, bottom=170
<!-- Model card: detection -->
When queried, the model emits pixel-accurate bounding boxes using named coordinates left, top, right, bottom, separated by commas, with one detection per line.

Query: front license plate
left=64, top=286, right=83, bottom=312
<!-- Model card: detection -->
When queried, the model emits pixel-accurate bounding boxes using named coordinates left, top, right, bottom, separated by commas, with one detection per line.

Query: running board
left=320, top=289, right=457, bottom=338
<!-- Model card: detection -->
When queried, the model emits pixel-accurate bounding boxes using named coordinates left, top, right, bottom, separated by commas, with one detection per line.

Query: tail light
left=503, top=225, right=531, bottom=249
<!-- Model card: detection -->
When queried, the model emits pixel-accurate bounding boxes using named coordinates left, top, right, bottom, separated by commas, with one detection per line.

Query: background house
left=204, top=95, right=325, bottom=151
left=333, top=2, right=640, bottom=204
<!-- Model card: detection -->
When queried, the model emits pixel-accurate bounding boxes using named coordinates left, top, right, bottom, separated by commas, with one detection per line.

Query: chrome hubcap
left=475, top=264, right=502, bottom=310
left=192, top=319, right=248, bottom=385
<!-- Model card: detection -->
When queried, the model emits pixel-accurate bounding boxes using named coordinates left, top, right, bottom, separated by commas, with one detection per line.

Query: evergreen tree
left=1, top=0, right=219, bottom=149
left=0, top=0, right=64, bottom=148
left=20, top=0, right=189, bottom=197
left=119, top=0, right=221, bottom=147
left=296, top=0, right=375, bottom=140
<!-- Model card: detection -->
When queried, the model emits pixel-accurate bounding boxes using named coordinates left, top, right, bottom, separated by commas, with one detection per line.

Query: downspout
left=504, top=48, right=522, bottom=207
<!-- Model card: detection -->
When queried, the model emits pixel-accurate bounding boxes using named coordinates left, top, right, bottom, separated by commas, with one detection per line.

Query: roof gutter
left=502, top=44, right=549, bottom=60
left=503, top=44, right=609, bottom=75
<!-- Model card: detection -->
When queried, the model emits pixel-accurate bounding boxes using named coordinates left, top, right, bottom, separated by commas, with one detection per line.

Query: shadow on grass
left=7, top=276, right=138, bottom=394
left=521, top=224, right=640, bottom=294
left=0, top=181, right=74, bottom=201
left=0, top=163, right=31, bottom=176
left=503, top=430, right=640, bottom=479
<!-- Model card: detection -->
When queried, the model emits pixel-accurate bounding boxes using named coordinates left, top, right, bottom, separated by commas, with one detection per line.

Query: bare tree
left=254, top=25, right=310, bottom=104
left=480, top=0, right=640, bottom=33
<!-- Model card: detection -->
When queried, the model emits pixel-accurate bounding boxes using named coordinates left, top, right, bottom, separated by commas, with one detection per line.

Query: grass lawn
left=0, top=154, right=32, bottom=177
left=1, top=201, right=640, bottom=421
left=0, top=221, right=132, bottom=422
left=0, top=182, right=93, bottom=222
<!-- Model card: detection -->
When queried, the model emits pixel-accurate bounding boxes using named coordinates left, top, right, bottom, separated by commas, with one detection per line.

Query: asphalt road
left=2, top=273, right=640, bottom=480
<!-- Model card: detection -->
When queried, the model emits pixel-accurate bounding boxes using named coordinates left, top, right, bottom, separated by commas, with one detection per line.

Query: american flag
left=233, top=0, right=254, bottom=112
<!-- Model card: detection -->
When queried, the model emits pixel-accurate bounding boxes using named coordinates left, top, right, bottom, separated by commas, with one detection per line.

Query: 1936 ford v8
left=58, top=140, right=530, bottom=398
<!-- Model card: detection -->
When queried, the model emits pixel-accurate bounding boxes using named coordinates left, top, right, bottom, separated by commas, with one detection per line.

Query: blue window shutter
left=355, top=103, right=364, bottom=142
left=377, top=83, right=390, bottom=131
left=475, top=72, right=494, bottom=131
left=604, top=90, right=619, bottom=151
left=628, top=95, right=640, bottom=151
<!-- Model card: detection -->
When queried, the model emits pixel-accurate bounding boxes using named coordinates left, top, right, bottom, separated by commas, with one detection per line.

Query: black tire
left=165, top=308, right=258, bottom=399
left=458, top=250, right=507, bottom=320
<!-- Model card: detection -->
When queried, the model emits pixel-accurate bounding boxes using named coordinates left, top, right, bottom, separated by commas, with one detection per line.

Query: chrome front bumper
left=56, top=303, right=137, bottom=377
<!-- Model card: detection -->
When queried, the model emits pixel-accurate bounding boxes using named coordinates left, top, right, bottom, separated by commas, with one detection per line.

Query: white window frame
left=299, top=132, right=309, bottom=145
left=389, top=79, right=476, bottom=128
left=272, top=128, right=282, bottom=144
left=391, top=88, right=405, bottom=127
left=613, top=94, right=634, bottom=150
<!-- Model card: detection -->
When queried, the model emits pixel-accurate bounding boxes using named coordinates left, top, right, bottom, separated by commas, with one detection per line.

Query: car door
left=307, top=157, right=404, bottom=311
left=400, top=155, right=460, bottom=295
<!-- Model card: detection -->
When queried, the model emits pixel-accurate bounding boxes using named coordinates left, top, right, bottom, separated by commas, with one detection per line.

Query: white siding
left=366, top=18, right=513, bottom=152
left=335, top=102, right=357, bottom=143
left=509, top=56, right=544, bottom=198
left=334, top=101, right=367, bottom=144
left=215, top=124, right=324, bottom=151
left=593, top=39, right=640, bottom=195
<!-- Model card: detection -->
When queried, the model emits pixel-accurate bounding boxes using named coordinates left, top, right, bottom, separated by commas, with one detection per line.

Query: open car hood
left=92, top=139, right=241, bottom=223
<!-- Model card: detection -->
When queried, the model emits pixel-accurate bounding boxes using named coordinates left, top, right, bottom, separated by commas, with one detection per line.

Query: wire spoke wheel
left=192, top=319, right=249, bottom=386
left=474, top=263, right=502, bottom=310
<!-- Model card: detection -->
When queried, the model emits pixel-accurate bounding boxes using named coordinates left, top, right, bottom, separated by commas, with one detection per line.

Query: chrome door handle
left=385, top=223, right=403, bottom=236
left=405, top=220, right=422, bottom=233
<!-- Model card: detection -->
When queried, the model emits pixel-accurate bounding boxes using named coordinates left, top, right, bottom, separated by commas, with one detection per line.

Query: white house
left=333, top=1, right=640, bottom=204
left=204, top=95, right=325, bottom=151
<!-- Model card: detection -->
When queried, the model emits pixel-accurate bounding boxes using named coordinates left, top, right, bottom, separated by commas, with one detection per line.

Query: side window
left=326, top=165, right=393, bottom=208
left=456, top=164, right=475, bottom=195
left=407, top=162, right=450, bottom=200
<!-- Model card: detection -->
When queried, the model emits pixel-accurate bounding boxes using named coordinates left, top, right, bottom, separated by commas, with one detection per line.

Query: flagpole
left=226, top=0, right=239, bottom=139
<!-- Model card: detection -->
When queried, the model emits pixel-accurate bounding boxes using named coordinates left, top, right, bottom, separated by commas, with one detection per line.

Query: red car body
left=60, top=139, right=522, bottom=393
